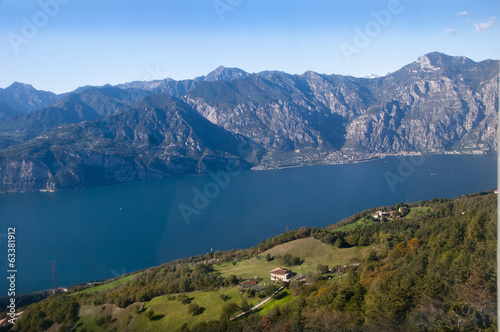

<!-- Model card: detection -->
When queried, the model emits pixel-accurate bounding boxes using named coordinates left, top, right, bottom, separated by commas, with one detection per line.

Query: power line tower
left=52, top=261, right=58, bottom=293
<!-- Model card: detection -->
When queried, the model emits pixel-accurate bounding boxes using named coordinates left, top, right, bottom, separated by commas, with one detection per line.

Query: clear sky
left=0, top=0, right=499, bottom=94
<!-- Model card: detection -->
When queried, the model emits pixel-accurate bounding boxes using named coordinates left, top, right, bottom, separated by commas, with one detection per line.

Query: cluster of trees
left=0, top=291, right=52, bottom=315
left=72, top=264, right=239, bottom=308
left=256, top=227, right=311, bottom=253
left=12, top=295, right=79, bottom=331
left=277, top=253, right=302, bottom=266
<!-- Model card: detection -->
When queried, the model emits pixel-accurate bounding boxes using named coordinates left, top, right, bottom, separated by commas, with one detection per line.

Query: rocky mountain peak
left=416, top=52, right=476, bottom=72
left=7, top=81, right=36, bottom=91
left=416, top=53, right=446, bottom=71
left=0, top=82, right=59, bottom=113
left=302, top=70, right=323, bottom=79
left=204, top=66, right=250, bottom=82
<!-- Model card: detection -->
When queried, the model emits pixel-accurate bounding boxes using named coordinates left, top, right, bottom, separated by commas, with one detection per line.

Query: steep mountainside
left=0, top=102, right=22, bottom=120
left=0, top=52, right=497, bottom=192
left=0, top=95, right=253, bottom=192
left=185, top=52, right=498, bottom=165
left=343, top=53, right=499, bottom=153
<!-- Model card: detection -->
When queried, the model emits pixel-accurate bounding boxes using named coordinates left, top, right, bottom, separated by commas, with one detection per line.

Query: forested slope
left=4, top=191, right=497, bottom=331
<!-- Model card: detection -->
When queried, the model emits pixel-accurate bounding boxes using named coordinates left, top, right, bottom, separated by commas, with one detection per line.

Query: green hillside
left=5, top=191, right=497, bottom=331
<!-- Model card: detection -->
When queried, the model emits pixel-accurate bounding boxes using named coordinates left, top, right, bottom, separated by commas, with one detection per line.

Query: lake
left=0, top=153, right=497, bottom=294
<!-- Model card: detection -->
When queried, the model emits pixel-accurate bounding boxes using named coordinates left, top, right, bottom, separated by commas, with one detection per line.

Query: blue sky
left=0, top=0, right=499, bottom=94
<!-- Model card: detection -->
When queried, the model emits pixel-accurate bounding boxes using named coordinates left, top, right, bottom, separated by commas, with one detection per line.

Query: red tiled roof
left=242, top=280, right=257, bottom=285
left=270, top=267, right=289, bottom=275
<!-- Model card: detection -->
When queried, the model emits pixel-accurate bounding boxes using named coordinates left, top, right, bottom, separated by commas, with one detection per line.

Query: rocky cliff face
left=184, top=53, right=498, bottom=164
left=343, top=53, right=499, bottom=154
left=0, top=52, right=497, bottom=192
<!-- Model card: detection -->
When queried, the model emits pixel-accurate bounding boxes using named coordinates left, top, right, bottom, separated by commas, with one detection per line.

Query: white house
left=270, top=267, right=290, bottom=282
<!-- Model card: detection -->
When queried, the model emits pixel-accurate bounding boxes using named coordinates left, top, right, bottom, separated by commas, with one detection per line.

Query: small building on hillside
left=372, top=210, right=392, bottom=220
left=239, top=279, right=265, bottom=292
left=373, top=210, right=402, bottom=220
left=270, top=267, right=290, bottom=282
left=240, top=280, right=258, bottom=288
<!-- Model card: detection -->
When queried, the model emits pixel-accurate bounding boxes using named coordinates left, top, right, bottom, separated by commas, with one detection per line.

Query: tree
left=178, top=294, right=193, bottom=304
left=219, top=294, right=230, bottom=302
left=188, top=303, right=205, bottom=316
left=221, top=303, right=240, bottom=319
left=265, top=284, right=278, bottom=297
left=292, top=301, right=306, bottom=332
left=240, top=300, right=251, bottom=312
left=407, top=238, right=420, bottom=252
left=461, top=265, right=496, bottom=316
left=366, top=250, right=378, bottom=263
left=265, top=253, right=272, bottom=262
left=226, top=275, right=238, bottom=285
left=292, top=256, right=302, bottom=265
left=317, top=264, right=329, bottom=274
left=346, top=234, right=359, bottom=246
left=282, top=253, right=293, bottom=266
left=145, top=309, right=155, bottom=320
left=281, top=253, right=301, bottom=266
left=246, top=289, right=256, bottom=298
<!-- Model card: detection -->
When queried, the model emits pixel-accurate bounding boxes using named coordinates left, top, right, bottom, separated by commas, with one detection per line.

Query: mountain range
left=0, top=52, right=497, bottom=192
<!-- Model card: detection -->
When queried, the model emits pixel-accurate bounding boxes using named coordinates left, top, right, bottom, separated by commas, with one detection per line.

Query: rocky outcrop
left=185, top=53, right=498, bottom=160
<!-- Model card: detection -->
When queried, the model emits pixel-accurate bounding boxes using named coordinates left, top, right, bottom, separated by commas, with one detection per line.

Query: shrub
left=145, top=310, right=155, bottom=320
left=188, top=303, right=205, bottom=316
left=219, top=294, right=230, bottom=301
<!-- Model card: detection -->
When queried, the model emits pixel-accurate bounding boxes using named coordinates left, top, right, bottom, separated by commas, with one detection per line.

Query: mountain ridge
left=0, top=52, right=497, bottom=192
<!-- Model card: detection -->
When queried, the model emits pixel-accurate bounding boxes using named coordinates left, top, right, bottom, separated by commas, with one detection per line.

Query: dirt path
left=230, top=286, right=285, bottom=321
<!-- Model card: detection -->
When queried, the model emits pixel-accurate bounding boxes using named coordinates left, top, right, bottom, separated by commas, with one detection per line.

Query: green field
left=334, top=217, right=375, bottom=232
left=215, top=237, right=374, bottom=279
left=71, top=237, right=374, bottom=331
left=257, top=288, right=295, bottom=316
left=74, top=273, right=142, bottom=295
left=405, top=206, right=432, bottom=220
left=75, top=286, right=260, bottom=331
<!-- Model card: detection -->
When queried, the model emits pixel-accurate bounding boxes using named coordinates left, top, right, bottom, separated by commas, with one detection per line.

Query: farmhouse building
left=270, top=267, right=290, bottom=282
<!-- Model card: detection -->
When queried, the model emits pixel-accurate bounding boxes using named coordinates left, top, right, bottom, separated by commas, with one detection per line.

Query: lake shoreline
left=0, top=150, right=495, bottom=195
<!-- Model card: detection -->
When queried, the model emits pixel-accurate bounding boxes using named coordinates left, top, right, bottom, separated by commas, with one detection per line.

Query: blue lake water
left=0, top=153, right=497, bottom=294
